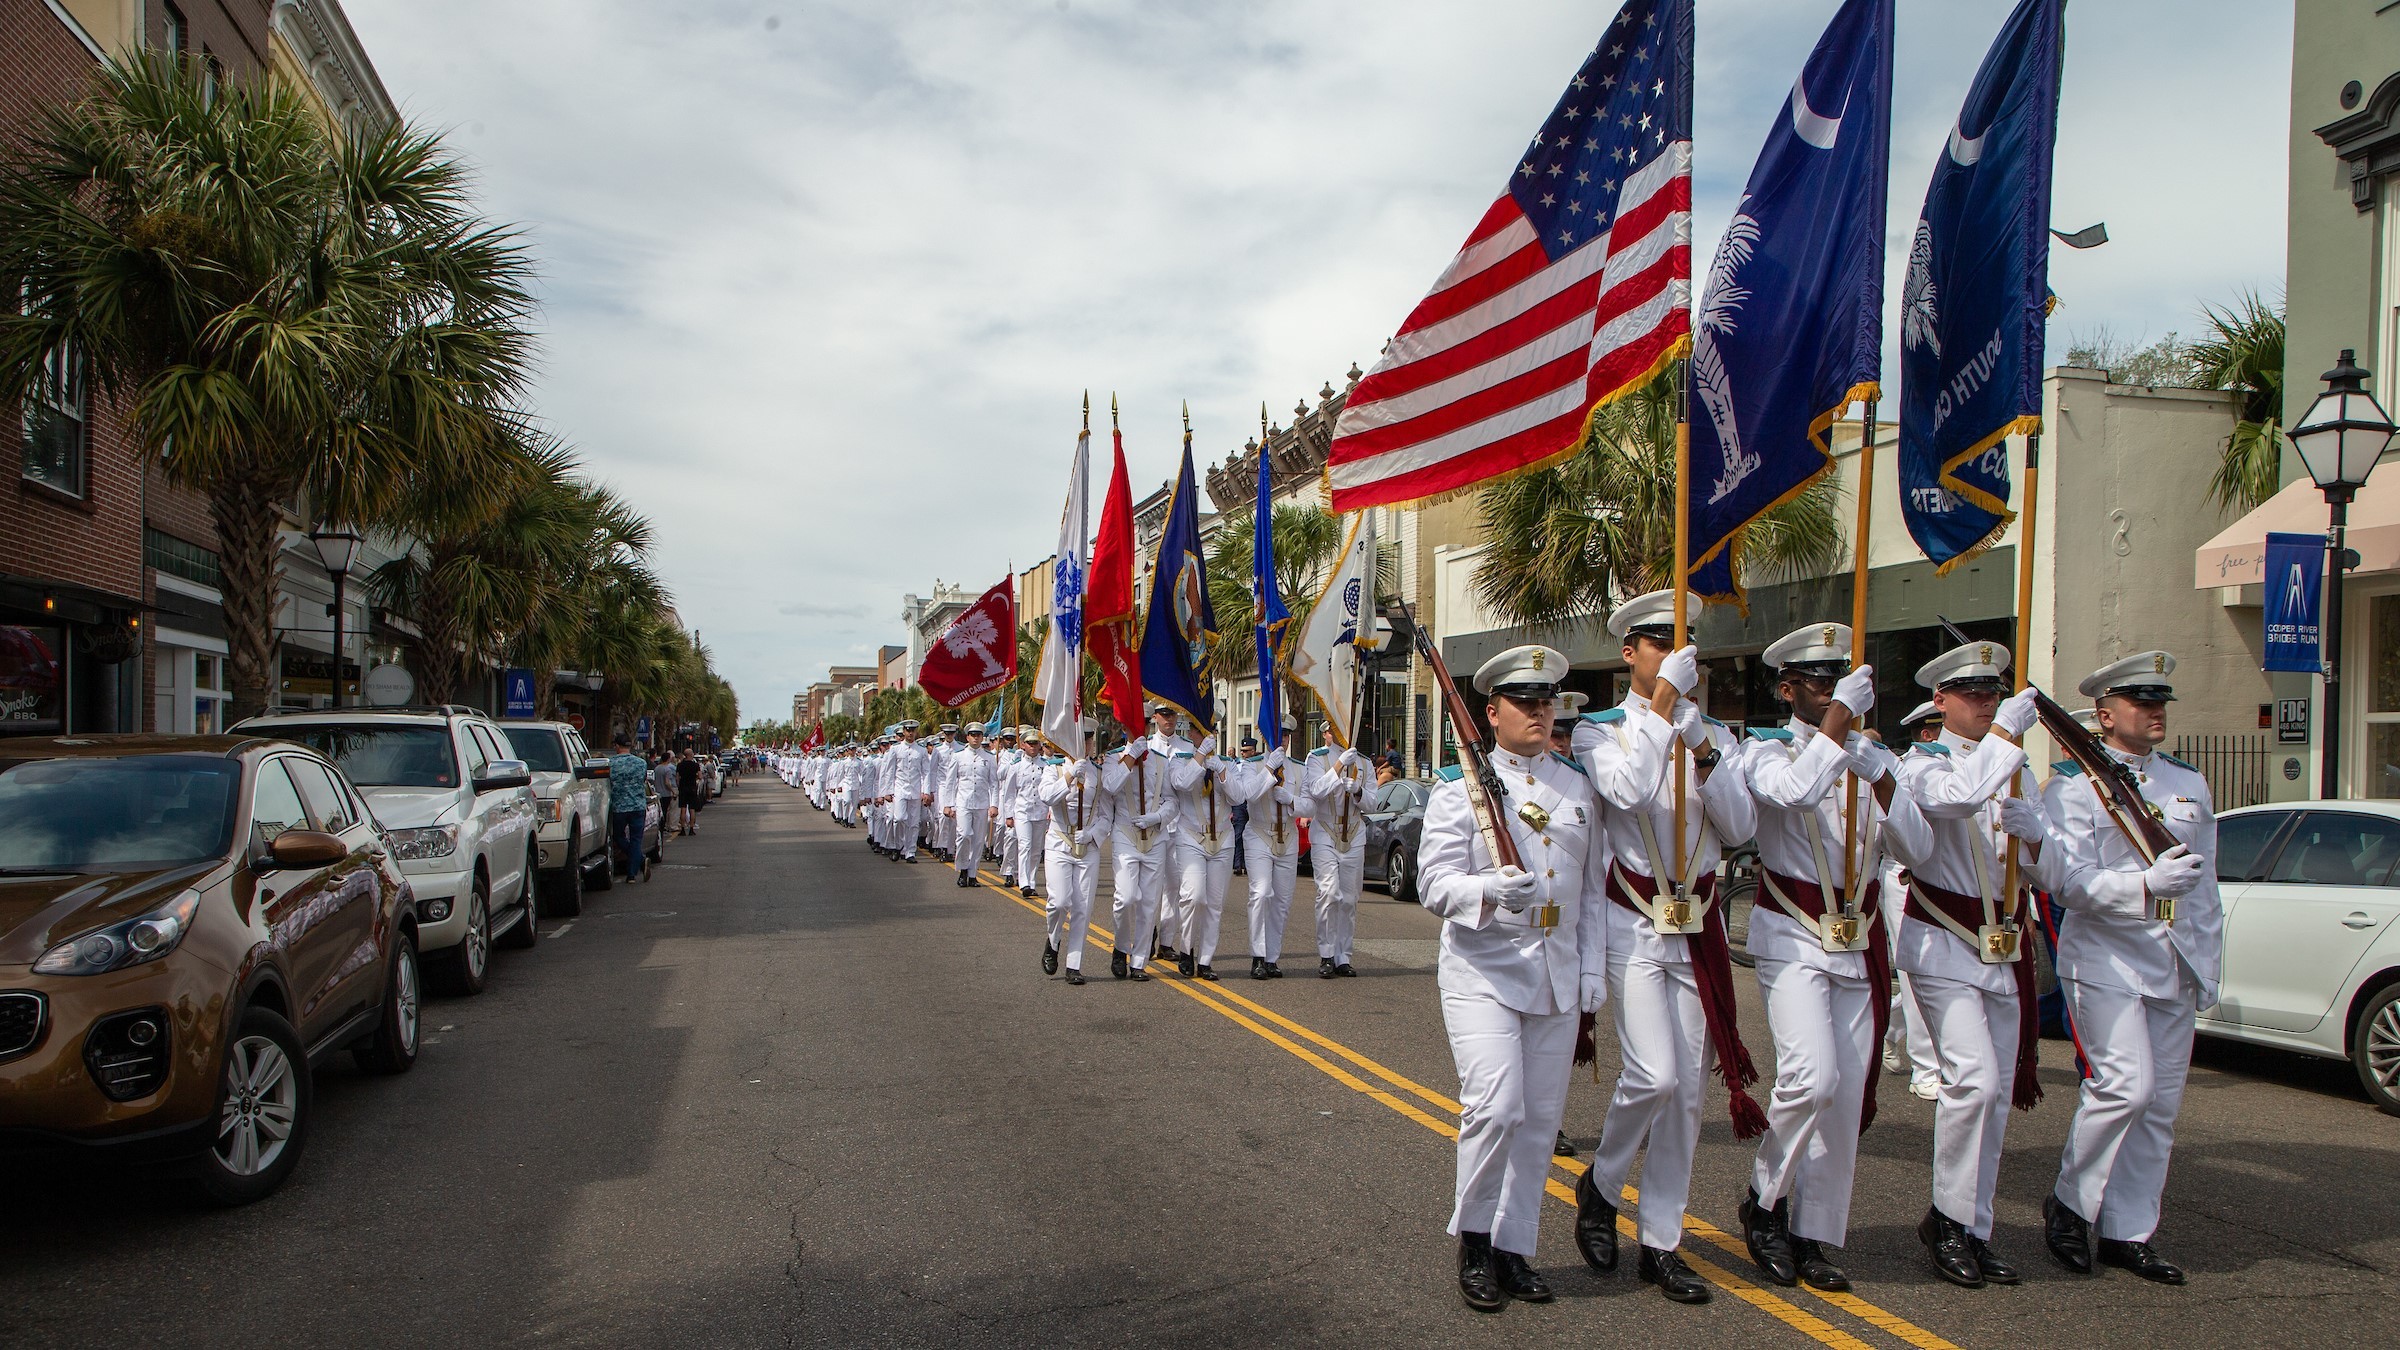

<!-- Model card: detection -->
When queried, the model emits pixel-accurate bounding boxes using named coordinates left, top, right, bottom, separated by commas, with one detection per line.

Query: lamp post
left=2287, top=350, right=2396, bottom=799
left=309, top=526, right=361, bottom=709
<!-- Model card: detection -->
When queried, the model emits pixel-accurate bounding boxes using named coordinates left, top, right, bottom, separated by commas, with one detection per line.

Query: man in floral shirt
left=606, top=733, right=652, bottom=883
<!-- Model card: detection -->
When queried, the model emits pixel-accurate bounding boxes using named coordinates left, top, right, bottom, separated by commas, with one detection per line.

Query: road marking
left=968, top=869, right=1955, bottom=1349
left=550, top=921, right=575, bottom=938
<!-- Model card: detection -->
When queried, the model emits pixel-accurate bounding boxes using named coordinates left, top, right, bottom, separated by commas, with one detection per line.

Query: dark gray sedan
left=1362, top=778, right=1432, bottom=902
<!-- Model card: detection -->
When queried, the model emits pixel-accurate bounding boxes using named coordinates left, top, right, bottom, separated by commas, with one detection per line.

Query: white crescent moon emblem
left=1947, top=120, right=1985, bottom=166
left=1789, top=74, right=1843, bottom=150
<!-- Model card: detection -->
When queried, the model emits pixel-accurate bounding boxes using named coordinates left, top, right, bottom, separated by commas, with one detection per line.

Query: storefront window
left=2366, top=594, right=2400, bottom=798
left=0, top=625, right=66, bottom=734
left=20, top=340, right=86, bottom=496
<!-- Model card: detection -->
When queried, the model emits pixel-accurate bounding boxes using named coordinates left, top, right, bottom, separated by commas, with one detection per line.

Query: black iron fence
left=2172, top=733, right=2269, bottom=808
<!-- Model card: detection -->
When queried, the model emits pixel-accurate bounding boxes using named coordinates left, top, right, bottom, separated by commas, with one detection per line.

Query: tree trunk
left=213, top=476, right=286, bottom=723
left=534, top=667, right=557, bottom=719
left=414, top=572, right=465, bottom=707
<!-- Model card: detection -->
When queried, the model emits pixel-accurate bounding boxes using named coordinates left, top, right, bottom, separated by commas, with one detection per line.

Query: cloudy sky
left=342, top=0, right=2292, bottom=725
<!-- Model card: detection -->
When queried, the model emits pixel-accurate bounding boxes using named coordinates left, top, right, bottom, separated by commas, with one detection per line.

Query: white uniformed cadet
left=1305, top=725, right=1372, bottom=978
left=883, top=723, right=931, bottom=863
left=1417, top=644, right=1608, bottom=1313
left=1102, top=704, right=1180, bottom=981
left=928, top=725, right=960, bottom=859
left=946, top=724, right=999, bottom=887
left=1013, top=728, right=1049, bottom=896
left=1155, top=714, right=1192, bottom=971
left=1569, top=590, right=1757, bottom=1305
left=1734, top=623, right=1930, bottom=1293
left=1884, top=642, right=2049, bottom=1290
left=991, top=729, right=1024, bottom=884
left=1884, top=700, right=1946, bottom=1099
left=1037, top=748, right=1107, bottom=984
left=1166, top=732, right=1236, bottom=980
left=1230, top=715, right=1305, bottom=979
left=2037, top=651, right=2218, bottom=1286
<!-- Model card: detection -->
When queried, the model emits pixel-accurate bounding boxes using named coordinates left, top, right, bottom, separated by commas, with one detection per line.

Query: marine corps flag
left=916, top=577, right=1017, bottom=707
left=1138, top=437, right=1217, bottom=736
left=1685, top=0, right=1893, bottom=605
left=1897, top=0, right=2064, bottom=571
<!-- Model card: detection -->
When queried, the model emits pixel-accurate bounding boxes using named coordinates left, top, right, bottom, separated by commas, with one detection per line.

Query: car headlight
left=535, top=799, right=564, bottom=824
left=34, top=889, right=203, bottom=976
left=386, top=825, right=460, bottom=860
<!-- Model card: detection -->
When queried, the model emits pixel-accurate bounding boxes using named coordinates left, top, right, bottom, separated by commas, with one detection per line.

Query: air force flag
left=1897, top=0, right=2064, bottom=572
left=1684, top=0, right=1892, bottom=605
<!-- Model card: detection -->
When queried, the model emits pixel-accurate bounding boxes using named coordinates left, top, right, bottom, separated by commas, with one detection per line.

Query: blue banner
left=1252, top=437, right=1290, bottom=743
left=636, top=715, right=652, bottom=742
left=1897, top=0, right=2062, bottom=572
left=1687, top=0, right=1892, bottom=605
left=503, top=668, right=537, bottom=718
left=1139, top=438, right=1218, bottom=735
left=2263, top=531, right=2325, bottom=674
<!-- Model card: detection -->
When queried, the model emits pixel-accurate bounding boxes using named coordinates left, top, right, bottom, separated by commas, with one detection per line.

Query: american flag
left=1328, top=0, right=1693, bottom=512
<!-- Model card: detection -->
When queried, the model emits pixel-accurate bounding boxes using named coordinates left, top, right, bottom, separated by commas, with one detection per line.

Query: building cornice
left=2315, top=69, right=2400, bottom=211
left=272, top=0, right=397, bottom=137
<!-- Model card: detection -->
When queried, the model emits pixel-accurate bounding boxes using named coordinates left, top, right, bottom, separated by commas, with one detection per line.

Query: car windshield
left=0, top=754, right=242, bottom=870
left=502, top=726, right=570, bottom=773
left=262, top=724, right=457, bottom=789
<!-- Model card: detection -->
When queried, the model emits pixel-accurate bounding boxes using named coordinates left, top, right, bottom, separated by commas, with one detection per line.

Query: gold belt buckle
left=1978, top=923, right=2021, bottom=964
left=1535, top=901, right=1560, bottom=929
left=2153, top=893, right=2177, bottom=924
left=1656, top=889, right=1704, bottom=935
left=1821, top=912, right=1864, bottom=953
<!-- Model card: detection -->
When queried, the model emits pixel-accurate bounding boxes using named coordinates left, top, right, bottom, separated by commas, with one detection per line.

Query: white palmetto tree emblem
left=944, top=609, right=1005, bottom=679
left=1902, top=219, right=1941, bottom=357
left=1696, top=202, right=1761, bottom=505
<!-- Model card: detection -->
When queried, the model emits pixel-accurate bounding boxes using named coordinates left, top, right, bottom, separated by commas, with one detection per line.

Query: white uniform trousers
left=1442, top=987, right=1578, bottom=1258
left=883, top=800, right=921, bottom=859
left=1109, top=840, right=1166, bottom=970
left=1878, top=881, right=1941, bottom=1088
left=1158, top=845, right=1186, bottom=953
left=997, top=814, right=1019, bottom=879
left=1750, top=958, right=1876, bottom=1244
left=1043, top=840, right=1098, bottom=971
left=1590, top=953, right=1707, bottom=1252
left=1310, top=838, right=1364, bottom=963
left=1914, top=972, right=2022, bottom=1238
left=1016, top=817, right=1046, bottom=888
left=1243, top=839, right=1299, bottom=962
left=2054, top=975, right=2197, bottom=1242
left=1171, top=841, right=1232, bottom=967
left=952, top=810, right=989, bottom=878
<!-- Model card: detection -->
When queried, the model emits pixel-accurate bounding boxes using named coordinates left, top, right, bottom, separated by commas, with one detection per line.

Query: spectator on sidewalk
left=676, top=750, right=703, bottom=835
left=605, top=733, right=652, bottom=883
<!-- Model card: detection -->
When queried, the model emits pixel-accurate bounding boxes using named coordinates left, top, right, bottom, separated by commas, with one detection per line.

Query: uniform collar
left=1786, top=714, right=1819, bottom=745
left=2103, top=742, right=2155, bottom=772
left=1937, top=727, right=1983, bottom=756
left=1492, top=746, right=1547, bottom=774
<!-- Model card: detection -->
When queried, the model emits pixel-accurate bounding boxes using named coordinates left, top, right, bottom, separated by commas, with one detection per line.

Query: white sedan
left=2200, top=800, right=2400, bottom=1115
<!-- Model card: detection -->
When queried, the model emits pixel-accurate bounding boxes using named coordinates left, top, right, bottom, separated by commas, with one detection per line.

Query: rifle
left=1403, top=605, right=1529, bottom=887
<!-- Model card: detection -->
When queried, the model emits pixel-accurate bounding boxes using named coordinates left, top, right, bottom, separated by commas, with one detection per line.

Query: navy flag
left=1897, top=0, right=2063, bottom=572
left=1685, top=0, right=1892, bottom=606
left=1139, top=435, right=1219, bottom=735
left=1251, top=429, right=1290, bottom=741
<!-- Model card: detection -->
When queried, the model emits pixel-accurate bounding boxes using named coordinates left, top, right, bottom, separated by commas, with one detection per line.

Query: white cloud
left=341, top=0, right=2289, bottom=721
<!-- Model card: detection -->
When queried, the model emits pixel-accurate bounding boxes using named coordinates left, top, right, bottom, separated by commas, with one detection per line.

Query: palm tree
left=2186, top=292, right=2287, bottom=514
left=0, top=53, right=537, bottom=718
left=1472, top=367, right=1845, bottom=629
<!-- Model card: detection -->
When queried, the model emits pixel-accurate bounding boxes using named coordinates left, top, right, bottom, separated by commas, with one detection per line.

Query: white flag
left=1290, top=509, right=1375, bottom=747
left=1033, top=428, right=1090, bottom=759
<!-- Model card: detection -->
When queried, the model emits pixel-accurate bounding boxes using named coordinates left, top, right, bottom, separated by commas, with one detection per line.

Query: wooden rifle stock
left=1405, top=606, right=1523, bottom=873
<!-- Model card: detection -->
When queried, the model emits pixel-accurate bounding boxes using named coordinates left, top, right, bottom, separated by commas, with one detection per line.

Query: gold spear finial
left=1260, top=402, right=1271, bottom=442
left=1182, top=400, right=1191, bottom=443
left=1082, top=390, right=1089, bottom=433
left=1110, top=392, right=1119, bottom=430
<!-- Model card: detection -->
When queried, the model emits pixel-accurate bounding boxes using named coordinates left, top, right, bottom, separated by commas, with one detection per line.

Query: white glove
left=1339, top=748, right=1363, bottom=770
left=1658, top=643, right=1701, bottom=696
left=1671, top=699, right=1708, bottom=748
left=1265, top=747, right=1288, bottom=769
left=1074, top=825, right=1100, bottom=846
left=1138, top=809, right=1169, bottom=830
left=1484, top=865, right=1539, bottom=912
left=2142, top=844, right=2205, bottom=899
left=1579, top=971, right=1608, bottom=1015
left=1847, top=737, right=1899, bottom=784
left=1832, top=665, right=1876, bottom=717
left=1999, top=796, right=2050, bottom=844
left=1994, top=688, right=2039, bottom=739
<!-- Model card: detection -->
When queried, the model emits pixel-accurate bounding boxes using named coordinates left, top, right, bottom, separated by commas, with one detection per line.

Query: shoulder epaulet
left=2157, top=752, right=2197, bottom=772
left=2050, top=760, right=2083, bottom=777
left=1746, top=727, right=1793, bottom=743
left=1551, top=751, right=1590, bottom=778
left=1703, top=714, right=1728, bottom=728
left=1436, top=764, right=1464, bottom=782
left=1909, top=741, right=1950, bottom=758
left=1583, top=708, right=1626, bottom=725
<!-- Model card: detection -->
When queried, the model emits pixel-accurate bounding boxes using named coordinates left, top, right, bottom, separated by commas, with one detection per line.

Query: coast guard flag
left=1139, top=438, right=1217, bottom=736
left=1251, top=440, right=1291, bottom=743
left=1032, top=424, right=1088, bottom=758
left=1685, top=0, right=1893, bottom=605
left=1325, top=0, right=1693, bottom=512
left=1897, top=0, right=2064, bottom=572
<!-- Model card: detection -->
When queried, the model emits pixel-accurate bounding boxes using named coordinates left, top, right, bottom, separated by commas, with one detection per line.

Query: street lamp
left=2288, top=349, right=2396, bottom=799
left=309, top=526, right=361, bottom=709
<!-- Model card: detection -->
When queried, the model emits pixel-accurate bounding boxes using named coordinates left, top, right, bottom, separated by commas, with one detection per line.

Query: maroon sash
left=1608, top=862, right=1766, bottom=1140
left=1764, top=869, right=1891, bottom=1132
left=1906, top=877, right=2043, bottom=1110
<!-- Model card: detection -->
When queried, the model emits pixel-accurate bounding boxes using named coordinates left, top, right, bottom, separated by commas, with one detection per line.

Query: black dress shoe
left=1111, top=949, right=1129, bottom=979
left=1968, top=1236, right=2020, bottom=1285
left=1128, top=967, right=1151, bottom=982
left=1064, top=968, right=1086, bottom=985
left=1251, top=957, right=1270, bottom=980
left=1740, top=1187, right=1799, bottom=1287
left=1554, top=1131, right=1577, bottom=1158
left=1572, top=1166, right=1618, bottom=1272
left=1320, top=957, right=1338, bottom=979
left=901, top=855, right=916, bottom=864
left=1196, top=965, right=1219, bottom=982
left=1494, top=1250, right=1553, bottom=1302
left=1335, top=963, right=1356, bottom=977
left=1266, top=962, right=1284, bottom=978
left=967, top=874, right=982, bottom=887
left=2044, top=1193, right=2094, bottom=1274
left=1457, top=1232, right=1505, bottom=1313
left=1000, top=874, right=1015, bottom=889
left=1793, top=1239, right=1850, bottom=1292
left=1638, top=1247, right=1711, bottom=1303
left=1918, top=1207, right=1985, bottom=1288
left=1043, top=943, right=1058, bottom=975
left=1156, top=944, right=1178, bottom=964
left=2097, top=1238, right=2186, bottom=1285
left=955, top=874, right=971, bottom=888
left=1178, top=952, right=1196, bottom=978
left=1024, top=886, right=1042, bottom=899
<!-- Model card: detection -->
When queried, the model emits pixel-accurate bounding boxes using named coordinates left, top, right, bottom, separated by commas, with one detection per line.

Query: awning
left=2195, top=457, right=2400, bottom=588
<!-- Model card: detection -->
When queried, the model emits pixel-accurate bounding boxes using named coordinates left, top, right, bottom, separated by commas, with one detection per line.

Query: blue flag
left=1685, top=0, right=1893, bottom=606
left=2263, top=532, right=2325, bottom=674
left=1252, top=437, right=1291, bottom=742
left=1140, top=435, right=1218, bottom=735
left=1897, top=0, right=2063, bottom=572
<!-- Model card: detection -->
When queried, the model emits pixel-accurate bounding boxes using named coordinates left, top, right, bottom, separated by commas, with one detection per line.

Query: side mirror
left=575, top=758, right=611, bottom=780
left=475, top=759, right=534, bottom=794
left=264, top=829, right=348, bottom=869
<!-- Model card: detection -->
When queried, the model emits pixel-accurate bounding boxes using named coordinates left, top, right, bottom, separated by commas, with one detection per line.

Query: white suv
left=497, top=718, right=613, bottom=916
left=234, top=706, right=541, bottom=995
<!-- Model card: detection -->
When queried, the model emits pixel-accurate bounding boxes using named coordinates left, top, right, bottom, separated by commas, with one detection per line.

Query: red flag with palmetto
left=1085, top=428, right=1145, bottom=731
left=917, top=577, right=1019, bottom=707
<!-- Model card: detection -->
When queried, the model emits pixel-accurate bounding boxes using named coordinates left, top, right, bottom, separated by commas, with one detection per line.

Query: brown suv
left=0, top=735, right=420, bottom=1204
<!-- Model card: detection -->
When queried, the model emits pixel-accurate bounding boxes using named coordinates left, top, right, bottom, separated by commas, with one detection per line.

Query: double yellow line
left=970, top=864, right=1962, bottom=1350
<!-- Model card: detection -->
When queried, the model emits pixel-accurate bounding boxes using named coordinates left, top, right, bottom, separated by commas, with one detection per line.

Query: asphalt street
left=7, top=778, right=2399, bottom=1349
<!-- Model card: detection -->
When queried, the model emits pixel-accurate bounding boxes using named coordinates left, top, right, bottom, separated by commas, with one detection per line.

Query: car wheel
left=546, top=833, right=588, bottom=916
left=1721, top=874, right=1758, bottom=969
left=188, top=1005, right=311, bottom=1207
left=1385, top=845, right=1410, bottom=902
left=441, top=878, right=492, bottom=996
left=353, top=935, right=421, bottom=1076
left=500, top=845, right=541, bottom=950
left=2354, top=982, right=2400, bottom=1118
left=581, top=823, right=612, bottom=895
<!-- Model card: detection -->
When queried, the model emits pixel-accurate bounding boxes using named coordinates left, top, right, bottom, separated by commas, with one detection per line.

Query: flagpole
left=1844, top=400, right=1878, bottom=894
left=1673, top=417, right=1690, bottom=889
left=2002, top=431, right=2041, bottom=920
